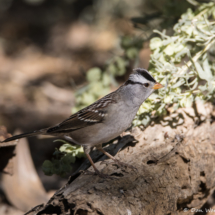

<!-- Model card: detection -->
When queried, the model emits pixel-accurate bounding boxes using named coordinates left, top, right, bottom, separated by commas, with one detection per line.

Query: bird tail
left=0, top=128, right=48, bottom=143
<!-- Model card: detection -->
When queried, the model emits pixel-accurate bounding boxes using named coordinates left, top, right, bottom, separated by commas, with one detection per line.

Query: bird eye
left=143, top=83, right=149, bottom=87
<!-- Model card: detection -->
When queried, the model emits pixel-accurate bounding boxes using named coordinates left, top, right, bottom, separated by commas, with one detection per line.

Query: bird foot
left=80, top=169, right=114, bottom=179
left=102, top=159, right=137, bottom=172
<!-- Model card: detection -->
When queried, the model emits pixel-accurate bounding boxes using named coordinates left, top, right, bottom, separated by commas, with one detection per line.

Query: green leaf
left=102, top=73, right=111, bottom=86
left=87, top=68, right=102, bottom=82
left=42, top=160, right=54, bottom=176
left=62, top=154, right=76, bottom=164
left=198, top=84, right=208, bottom=91
left=186, top=77, right=197, bottom=87
left=164, top=44, right=175, bottom=56
left=150, top=37, right=162, bottom=50
left=126, top=48, right=138, bottom=59
left=195, top=62, right=207, bottom=80
left=172, top=79, right=185, bottom=88
left=53, top=139, right=68, bottom=144
left=82, top=92, right=96, bottom=104
left=186, top=95, right=194, bottom=107
left=164, top=95, right=174, bottom=104
left=175, top=48, right=188, bottom=59
left=202, top=57, right=213, bottom=80
left=59, top=143, right=73, bottom=153
left=190, top=81, right=198, bottom=90
left=141, top=115, right=150, bottom=126
left=180, top=94, right=193, bottom=107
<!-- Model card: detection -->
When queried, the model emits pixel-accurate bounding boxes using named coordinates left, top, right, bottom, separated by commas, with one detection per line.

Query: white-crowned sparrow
left=1, top=68, right=163, bottom=177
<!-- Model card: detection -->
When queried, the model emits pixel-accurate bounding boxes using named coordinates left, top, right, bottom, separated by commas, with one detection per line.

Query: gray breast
left=69, top=103, right=138, bottom=147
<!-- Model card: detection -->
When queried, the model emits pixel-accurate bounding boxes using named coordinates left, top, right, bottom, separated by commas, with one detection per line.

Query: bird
left=0, top=68, right=163, bottom=177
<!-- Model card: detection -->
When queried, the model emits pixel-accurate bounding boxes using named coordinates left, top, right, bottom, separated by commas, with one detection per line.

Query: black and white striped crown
left=128, top=68, right=156, bottom=84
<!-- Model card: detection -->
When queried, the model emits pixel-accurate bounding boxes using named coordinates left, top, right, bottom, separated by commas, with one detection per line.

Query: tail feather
left=0, top=128, right=48, bottom=143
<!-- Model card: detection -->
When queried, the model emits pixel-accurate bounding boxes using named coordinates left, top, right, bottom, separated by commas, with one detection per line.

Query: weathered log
left=0, top=126, right=17, bottom=175
left=25, top=102, right=215, bottom=215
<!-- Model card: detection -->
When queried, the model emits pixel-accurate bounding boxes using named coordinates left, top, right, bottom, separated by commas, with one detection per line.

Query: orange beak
left=152, top=82, right=164, bottom=90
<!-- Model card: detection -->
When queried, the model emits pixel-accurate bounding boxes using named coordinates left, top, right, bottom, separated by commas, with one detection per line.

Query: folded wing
left=47, top=93, right=116, bottom=134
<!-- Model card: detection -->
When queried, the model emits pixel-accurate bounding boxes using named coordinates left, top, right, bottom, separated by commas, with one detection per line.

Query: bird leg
left=85, top=152, right=100, bottom=174
left=62, top=137, right=113, bottom=178
left=62, top=136, right=112, bottom=178
left=82, top=147, right=113, bottom=179
left=97, top=146, right=137, bottom=171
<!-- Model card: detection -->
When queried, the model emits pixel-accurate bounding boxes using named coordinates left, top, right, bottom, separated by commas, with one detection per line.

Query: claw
left=96, top=147, right=138, bottom=172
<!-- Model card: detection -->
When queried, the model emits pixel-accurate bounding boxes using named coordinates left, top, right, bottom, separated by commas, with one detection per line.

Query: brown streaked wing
left=47, top=93, right=116, bottom=134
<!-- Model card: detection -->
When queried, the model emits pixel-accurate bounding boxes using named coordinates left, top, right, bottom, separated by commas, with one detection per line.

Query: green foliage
left=72, top=35, right=143, bottom=113
left=74, top=2, right=215, bottom=127
left=133, top=2, right=215, bottom=126
left=42, top=142, right=85, bottom=177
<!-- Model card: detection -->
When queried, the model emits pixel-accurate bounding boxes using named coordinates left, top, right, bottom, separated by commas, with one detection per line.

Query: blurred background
left=0, top=0, right=197, bottom=214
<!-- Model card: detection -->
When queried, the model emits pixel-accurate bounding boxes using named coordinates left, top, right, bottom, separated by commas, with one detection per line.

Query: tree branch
left=26, top=102, right=215, bottom=215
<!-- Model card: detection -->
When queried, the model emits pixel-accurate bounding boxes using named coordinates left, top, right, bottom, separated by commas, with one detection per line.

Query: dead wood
left=2, top=133, right=49, bottom=212
left=0, top=126, right=17, bottom=175
left=22, top=102, right=215, bottom=215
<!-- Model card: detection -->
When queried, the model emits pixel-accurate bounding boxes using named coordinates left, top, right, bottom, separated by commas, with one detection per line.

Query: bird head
left=123, top=68, right=164, bottom=106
